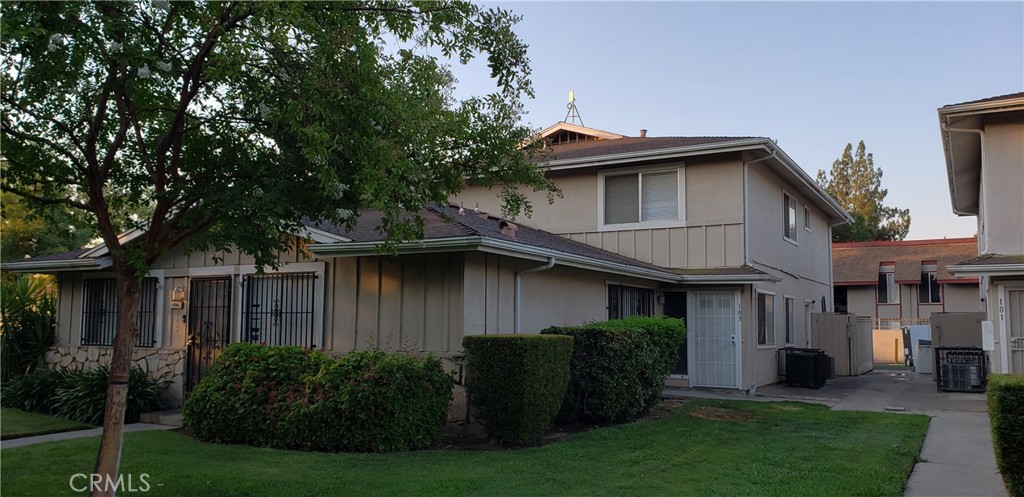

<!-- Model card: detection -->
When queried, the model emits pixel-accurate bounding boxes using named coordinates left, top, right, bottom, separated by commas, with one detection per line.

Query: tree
left=816, top=141, right=911, bottom=242
left=1, top=191, right=97, bottom=262
left=1, top=2, right=554, bottom=494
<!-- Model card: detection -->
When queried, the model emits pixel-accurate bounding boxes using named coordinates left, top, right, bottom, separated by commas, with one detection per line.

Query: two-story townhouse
left=939, top=92, right=1024, bottom=374
left=832, top=238, right=981, bottom=328
left=454, top=122, right=851, bottom=389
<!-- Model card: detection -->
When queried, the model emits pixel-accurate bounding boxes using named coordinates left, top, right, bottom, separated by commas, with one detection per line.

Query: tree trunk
left=91, top=270, right=141, bottom=497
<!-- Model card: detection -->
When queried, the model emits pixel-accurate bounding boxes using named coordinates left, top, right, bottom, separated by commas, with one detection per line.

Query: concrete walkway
left=1, top=423, right=176, bottom=450
left=665, top=370, right=1008, bottom=497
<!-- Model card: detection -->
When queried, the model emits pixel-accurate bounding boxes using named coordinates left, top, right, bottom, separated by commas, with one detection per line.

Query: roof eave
left=1, top=257, right=111, bottom=273
left=677, top=274, right=781, bottom=284
left=947, top=263, right=1024, bottom=277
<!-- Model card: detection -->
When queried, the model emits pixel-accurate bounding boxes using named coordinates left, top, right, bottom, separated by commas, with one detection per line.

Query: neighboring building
left=939, top=92, right=1024, bottom=374
left=3, top=121, right=850, bottom=403
left=454, top=121, right=850, bottom=390
left=832, top=238, right=981, bottom=329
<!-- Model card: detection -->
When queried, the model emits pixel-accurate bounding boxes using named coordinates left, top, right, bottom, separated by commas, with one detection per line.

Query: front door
left=1008, top=289, right=1024, bottom=373
left=664, top=292, right=688, bottom=375
left=184, top=277, right=232, bottom=395
left=688, top=291, right=740, bottom=388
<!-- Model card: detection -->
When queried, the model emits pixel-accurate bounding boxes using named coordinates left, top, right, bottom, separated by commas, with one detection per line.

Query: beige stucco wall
left=841, top=283, right=980, bottom=325
left=453, top=155, right=746, bottom=269
left=980, top=120, right=1024, bottom=256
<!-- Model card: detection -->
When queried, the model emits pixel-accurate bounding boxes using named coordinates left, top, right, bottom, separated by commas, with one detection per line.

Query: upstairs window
left=82, top=277, right=158, bottom=347
left=603, top=170, right=679, bottom=226
left=783, top=193, right=798, bottom=242
left=803, top=206, right=811, bottom=231
left=919, top=261, right=941, bottom=304
left=607, top=284, right=654, bottom=319
left=877, top=263, right=897, bottom=304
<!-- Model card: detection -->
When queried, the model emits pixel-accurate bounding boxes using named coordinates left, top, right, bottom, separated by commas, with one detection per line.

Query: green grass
left=1, top=400, right=929, bottom=497
left=0, top=408, right=92, bottom=440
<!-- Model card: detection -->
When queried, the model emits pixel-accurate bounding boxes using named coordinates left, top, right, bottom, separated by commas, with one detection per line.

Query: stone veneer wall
left=44, top=346, right=186, bottom=406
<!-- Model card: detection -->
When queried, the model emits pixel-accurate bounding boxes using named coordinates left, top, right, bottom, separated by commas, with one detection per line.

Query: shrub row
left=182, top=343, right=453, bottom=453
left=542, top=316, right=685, bottom=423
left=1, top=366, right=167, bottom=424
left=988, top=374, right=1024, bottom=497
left=463, top=334, right=573, bottom=443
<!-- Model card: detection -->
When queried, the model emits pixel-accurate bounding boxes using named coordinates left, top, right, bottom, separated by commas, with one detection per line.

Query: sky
left=450, top=1, right=1024, bottom=240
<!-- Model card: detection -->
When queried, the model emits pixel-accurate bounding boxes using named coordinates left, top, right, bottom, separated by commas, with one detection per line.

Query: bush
left=1, top=367, right=72, bottom=413
left=1, top=276, right=57, bottom=380
left=542, top=316, right=685, bottom=423
left=183, top=343, right=454, bottom=452
left=1, top=365, right=166, bottom=424
left=989, top=374, right=1024, bottom=497
left=463, top=334, right=573, bottom=444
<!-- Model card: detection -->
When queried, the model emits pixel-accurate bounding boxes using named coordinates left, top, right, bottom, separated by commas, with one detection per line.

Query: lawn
left=0, top=408, right=91, bottom=441
left=1, top=400, right=929, bottom=497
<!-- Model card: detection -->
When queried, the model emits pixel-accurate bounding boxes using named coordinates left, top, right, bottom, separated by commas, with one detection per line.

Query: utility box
left=915, top=340, right=933, bottom=374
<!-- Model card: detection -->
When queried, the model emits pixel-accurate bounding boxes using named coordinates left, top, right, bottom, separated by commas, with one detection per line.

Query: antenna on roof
left=564, top=90, right=584, bottom=126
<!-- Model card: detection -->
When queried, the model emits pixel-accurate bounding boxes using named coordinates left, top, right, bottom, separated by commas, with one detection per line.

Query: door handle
left=731, top=335, right=736, bottom=345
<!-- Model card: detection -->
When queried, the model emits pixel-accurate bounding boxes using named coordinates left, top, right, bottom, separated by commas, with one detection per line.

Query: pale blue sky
left=452, top=1, right=1024, bottom=239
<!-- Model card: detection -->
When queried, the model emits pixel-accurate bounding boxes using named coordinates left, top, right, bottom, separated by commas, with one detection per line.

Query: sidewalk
left=1, top=423, right=176, bottom=450
left=664, top=370, right=1008, bottom=497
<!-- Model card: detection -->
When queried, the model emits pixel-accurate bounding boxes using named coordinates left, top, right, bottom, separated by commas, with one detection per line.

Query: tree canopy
left=1, top=2, right=554, bottom=492
left=1, top=191, right=97, bottom=262
left=816, top=141, right=911, bottom=242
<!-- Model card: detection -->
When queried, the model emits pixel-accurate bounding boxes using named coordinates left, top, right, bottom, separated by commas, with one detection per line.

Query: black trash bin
left=935, top=346, right=988, bottom=393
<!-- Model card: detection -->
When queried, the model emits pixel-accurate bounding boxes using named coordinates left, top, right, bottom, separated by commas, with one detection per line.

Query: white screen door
left=1009, top=289, right=1024, bottom=373
left=688, top=291, right=740, bottom=388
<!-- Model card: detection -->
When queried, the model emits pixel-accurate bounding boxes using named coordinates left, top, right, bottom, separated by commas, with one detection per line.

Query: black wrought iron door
left=184, top=277, right=232, bottom=395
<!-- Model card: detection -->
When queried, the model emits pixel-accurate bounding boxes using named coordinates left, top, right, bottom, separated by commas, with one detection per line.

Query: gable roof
left=938, top=91, right=1024, bottom=215
left=832, top=238, right=979, bottom=286
left=536, top=122, right=624, bottom=143
left=547, top=136, right=761, bottom=162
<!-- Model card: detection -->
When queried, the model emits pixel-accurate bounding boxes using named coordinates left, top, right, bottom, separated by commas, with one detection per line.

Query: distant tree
left=1, top=2, right=555, bottom=494
left=1, top=191, right=97, bottom=262
left=816, top=141, right=911, bottom=242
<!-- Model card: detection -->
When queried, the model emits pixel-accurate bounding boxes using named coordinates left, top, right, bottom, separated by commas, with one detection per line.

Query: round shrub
left=463, top=334, right=573, bottom=444
left=988, top=374, right=1024, bottom=497
left=183, top=343, right=454, bottom=452
left=542, top=316, right=685, bottom=423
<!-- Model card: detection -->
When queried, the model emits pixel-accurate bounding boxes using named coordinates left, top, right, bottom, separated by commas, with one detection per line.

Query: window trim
left=598, top=164, right=685, bottom=231
left=756, top=290, right=776, bottom=348
left=803, top=205, right=812, bottom=232
left=783, top=191, right=798, bottom=245
left=784, top=296, right=796, bottom=346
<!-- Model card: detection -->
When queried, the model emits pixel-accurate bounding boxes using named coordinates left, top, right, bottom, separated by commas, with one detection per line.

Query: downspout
left=941, top=121, right=988, bottom=252
left=514, top=257, right=556, bottom=333
left=743, top=146, right=778, bottom=266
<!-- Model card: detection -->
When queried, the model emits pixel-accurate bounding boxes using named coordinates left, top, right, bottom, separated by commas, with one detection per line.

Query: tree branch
left=1, top=185, right=95, bottom=212
left=0, top=123, right=89, bottom=175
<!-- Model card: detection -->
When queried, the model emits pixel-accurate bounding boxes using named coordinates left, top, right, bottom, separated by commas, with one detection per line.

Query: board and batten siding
left=453, top=155, right=747, bottom=269
left=321, top=253, right=463, bottom=355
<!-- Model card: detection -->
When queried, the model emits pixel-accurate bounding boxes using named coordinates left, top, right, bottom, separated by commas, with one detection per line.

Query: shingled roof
left=305, top=204, right=671, bottom=273
left=832, top=238, right=979, bottom=285
left=546, top=136, right=762, bottom=162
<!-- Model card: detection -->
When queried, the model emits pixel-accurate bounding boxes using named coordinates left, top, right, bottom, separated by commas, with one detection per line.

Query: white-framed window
left=803, top=206, right=811, bottom=232
left=756, top=292, right=776, bottom=346
left=877, top=263, right=898, bottom=304
left=600, top=167, right=682, bottom=229
left=784, top=297, right=796, bottom=345
left=81, top=277, right=159, bottom=347
left=919, top=261, right=941, bottom=304
left=607, top=283, right=655, bottom=319
left=783, top=192, right=798, bottom=243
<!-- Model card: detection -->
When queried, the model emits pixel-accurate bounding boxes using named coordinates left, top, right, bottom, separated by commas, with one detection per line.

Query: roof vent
left=640, top=129, right=647, bottom=138
left=499, top=220, right=518, bottom=238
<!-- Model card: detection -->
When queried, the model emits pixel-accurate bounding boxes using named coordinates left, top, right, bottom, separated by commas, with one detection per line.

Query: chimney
left=499, top=220, right=518, bottom=238
left=639, top=129, right=648, bottom=138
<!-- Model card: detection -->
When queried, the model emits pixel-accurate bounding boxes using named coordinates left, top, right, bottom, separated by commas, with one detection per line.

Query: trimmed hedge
left=988, top=374, right=1024, bottom=497
left=183, top=343, right=454, bottom=453
left=463, top=334, right=573, bottom=443
left=542, top=316, right=685, bottom=423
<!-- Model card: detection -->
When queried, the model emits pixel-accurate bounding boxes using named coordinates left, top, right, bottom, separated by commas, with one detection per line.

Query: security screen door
left=688, top=291, right=740, bottom=388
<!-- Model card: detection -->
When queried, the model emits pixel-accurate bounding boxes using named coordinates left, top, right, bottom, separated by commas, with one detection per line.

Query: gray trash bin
left=915, top=340, right=932, bottom=374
